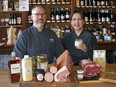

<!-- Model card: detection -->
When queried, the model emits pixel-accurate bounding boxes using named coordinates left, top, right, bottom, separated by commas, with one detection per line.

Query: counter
left=0, top=64, right=116, bottom=87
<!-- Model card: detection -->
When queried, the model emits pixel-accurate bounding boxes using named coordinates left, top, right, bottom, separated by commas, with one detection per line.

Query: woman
left=62, top=10, right=98, bottom=65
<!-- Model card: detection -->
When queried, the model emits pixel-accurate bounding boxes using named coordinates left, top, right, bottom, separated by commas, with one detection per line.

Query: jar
left=76, top=70, right=84, bottom=80
left=36, top=69, right=44, bottom=81
left=37, top=54, right=48, bottom=72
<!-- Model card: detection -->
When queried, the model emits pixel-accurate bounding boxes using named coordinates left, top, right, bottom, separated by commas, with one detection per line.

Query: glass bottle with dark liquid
left=8, top=52, right=21, bottom=83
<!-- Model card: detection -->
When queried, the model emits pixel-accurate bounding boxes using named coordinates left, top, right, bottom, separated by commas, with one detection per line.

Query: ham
left=54, top=66, right=70, bottom=82
left=56, top=50, right=73, bottom=71
left=54, top=50, right=73, bottom=82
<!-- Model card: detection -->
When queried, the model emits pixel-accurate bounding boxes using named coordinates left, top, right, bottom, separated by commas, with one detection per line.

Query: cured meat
left=79, top=59, right=102, bottom=78
left=53, top=50, right=73, bottom=82
left=56, top=50, right=73, bottom=71
left=49, top=65, right=58, bottom=74
left=44, top=72, right=54, bottom=82
left=54, top=66, right=70, bottom=82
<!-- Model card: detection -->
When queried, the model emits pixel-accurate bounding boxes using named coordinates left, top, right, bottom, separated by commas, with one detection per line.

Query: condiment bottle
left=8, top=52, right=21, bottom=83
left=31, top=56, right=37, bottom=77
left=76, top=70, right=84, bottom=80
left=22, top=55, right=33, bottom=81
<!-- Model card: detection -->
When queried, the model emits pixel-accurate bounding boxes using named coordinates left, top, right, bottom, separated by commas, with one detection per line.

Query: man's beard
left=35, top=23, right=44, bottom=28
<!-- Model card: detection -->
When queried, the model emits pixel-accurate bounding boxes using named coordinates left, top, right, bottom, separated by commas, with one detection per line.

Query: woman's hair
left=70, top=9, right=85, bottom=21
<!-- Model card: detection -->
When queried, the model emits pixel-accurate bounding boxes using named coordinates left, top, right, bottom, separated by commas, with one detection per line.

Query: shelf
left=85, top=22, right=116, bottom=25
left=98, top=41, right=116, bottom=44
left=29, top=2, right=71, bottom=5
left=77, top=6, right=116, bottom=9
left=0, top=11, right=24, bottom=13
left=0, top=25, right=22, bottom=28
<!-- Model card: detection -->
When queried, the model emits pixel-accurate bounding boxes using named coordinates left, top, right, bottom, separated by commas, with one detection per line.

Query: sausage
left=44, top=72, right=54, bottom=82
left=49, top=65, right=58, bottom=74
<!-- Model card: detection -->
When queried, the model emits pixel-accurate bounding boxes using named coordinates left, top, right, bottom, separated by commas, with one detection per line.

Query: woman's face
left=71, top=13, right=84, bottom=31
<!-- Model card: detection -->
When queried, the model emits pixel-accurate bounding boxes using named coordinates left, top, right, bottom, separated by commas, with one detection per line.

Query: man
left=13, top=5, right=65, bottom=63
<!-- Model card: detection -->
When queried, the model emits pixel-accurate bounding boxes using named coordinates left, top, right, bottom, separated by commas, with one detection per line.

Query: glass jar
left=36, top=69, right=44, bottom=81
left=76, top=70, right=84, bottom=80
left=37, top=54, right=48, bottom=72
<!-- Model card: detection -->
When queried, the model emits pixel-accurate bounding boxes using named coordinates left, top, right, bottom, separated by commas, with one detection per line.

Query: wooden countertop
left=0, top=64, right=116, bottom=87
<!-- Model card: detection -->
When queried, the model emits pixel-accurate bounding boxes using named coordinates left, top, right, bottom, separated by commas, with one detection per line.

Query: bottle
left=17, top=13, right=22, bottom=25
left=50, top=8, right=55, bottom=22
left=8, top=52, right=21, bottom=83
left=9, top=14, right=12, bottom=25
left=109, top=10, right=114, bottom=22
left=60, top=7, right=65, bottom=22
left=31, top=56, right=37, bottom=77
left=84, top=9, right=89, bottom=22
left=65, top=7, right=70, bottom=21
left=22, top=55, right=33, bottom=81
left=64, top=25, right=71, bottom=36
left=80, top=0, right=85, bottom=6
left=97, top=9, right=101, bottom=22
left=13, top=13, right=17, bottom=25
left=55, top=7, right=60, bottom=22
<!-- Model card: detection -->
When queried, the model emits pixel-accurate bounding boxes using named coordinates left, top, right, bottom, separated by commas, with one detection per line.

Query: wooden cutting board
left=99, top=72, right=116, bottom=83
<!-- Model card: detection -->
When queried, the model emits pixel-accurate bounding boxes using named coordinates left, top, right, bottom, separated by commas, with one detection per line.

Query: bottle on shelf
left=65, top=7, right=70, bottom=21
left=16, top=13, right=22, bottom=25
left=55, top=7, right=60, bottom=22
left=109, top=10, right=114, bottom=22
left=9, top=13, right=12, bottom=25
left=50, top=8, right=55, bottom=22
left=80, top=0, right=85, bottom=6
left=64, top=25, right=71, bottom=36
left=60, top=7, right=65, bottom=22
left=13, top=13, right=17, bottom=25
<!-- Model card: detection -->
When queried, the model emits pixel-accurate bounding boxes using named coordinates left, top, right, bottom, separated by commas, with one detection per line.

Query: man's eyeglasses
left=32, top=13, right=46, bottom=16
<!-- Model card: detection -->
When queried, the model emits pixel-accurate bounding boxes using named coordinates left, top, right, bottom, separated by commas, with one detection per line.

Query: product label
left=11, top=63, right=20, bottom=74
left=40, top=62, right=48, bottom=72
left=25, top=67, right=32, bottom=73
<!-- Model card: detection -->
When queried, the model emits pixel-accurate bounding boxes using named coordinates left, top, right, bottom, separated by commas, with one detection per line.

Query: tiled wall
left=0, top=55, right=12, bottom=70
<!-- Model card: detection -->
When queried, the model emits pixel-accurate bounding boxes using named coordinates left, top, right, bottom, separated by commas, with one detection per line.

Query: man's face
left=31, top=7, right=46, bottom=28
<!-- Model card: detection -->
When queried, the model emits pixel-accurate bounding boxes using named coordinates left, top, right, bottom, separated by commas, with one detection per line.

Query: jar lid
left=76, top=70, right=84, bottom=74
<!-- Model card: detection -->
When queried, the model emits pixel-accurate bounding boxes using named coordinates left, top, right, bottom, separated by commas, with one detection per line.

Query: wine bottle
left=50, top=8, right=55, bottom=22
left=65, top=7, right=70, bottom=21
left=55, top=7, right=60, bottom=22
left=17, top=13, right=22, bottom=25
left=60, top=7, right=65, bottom=22
left=9, top=14, right=12, bottom=25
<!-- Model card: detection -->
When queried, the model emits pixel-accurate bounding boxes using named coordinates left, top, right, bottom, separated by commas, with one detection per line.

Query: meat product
left=44, top=72, right=54, bottom=82
left=53, top=50, right=73, bottom=82
left=56, top=50, right=73, bottom=71
left=49, top=65, right=58, bottom=74
left=79, top=59, right=102, bottom=78
left=54, top=66, right=70, bottom=82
